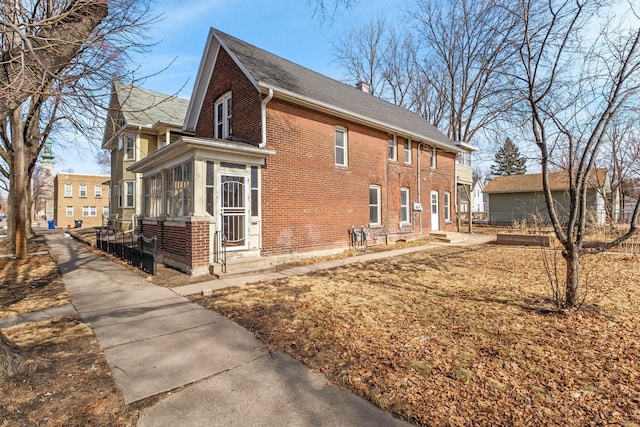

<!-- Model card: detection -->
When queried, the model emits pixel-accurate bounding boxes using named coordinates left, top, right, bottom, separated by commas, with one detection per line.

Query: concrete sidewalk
left=44, top=232, right=413, bottom=426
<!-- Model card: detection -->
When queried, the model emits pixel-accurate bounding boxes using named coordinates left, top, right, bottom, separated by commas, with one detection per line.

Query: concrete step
left=429, top=232, right=468, bottom=244
left=211, top=256, right=276, bottom=279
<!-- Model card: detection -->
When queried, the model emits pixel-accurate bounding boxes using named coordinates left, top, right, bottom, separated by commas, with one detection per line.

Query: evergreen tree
left=490, top=138, right=527, bottom=176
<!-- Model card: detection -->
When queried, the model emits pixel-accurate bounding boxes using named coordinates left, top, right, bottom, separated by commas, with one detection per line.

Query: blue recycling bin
left=47, top=220, right=55, bottom=230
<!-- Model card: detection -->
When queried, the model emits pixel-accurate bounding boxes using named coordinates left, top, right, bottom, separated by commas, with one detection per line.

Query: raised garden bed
left=496, top=233, right=550, bottom=247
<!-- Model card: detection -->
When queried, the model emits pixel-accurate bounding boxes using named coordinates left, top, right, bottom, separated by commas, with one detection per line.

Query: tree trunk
left=0, top=330, right=25, bottom=377
left=10, top=108, right=28, bottom=259
left=564, top=250, right=580, bottom=308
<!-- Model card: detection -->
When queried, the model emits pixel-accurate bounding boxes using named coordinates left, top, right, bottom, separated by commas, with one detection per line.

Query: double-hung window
left=144, top=173, right=163, bottom=217
left=369, top=185, right=381, bottom=226
left=79, top=184, right=87, bottom=198
left=403, top=138, right=411, bottom=164
left=444, top=191, right=451, bottom=222
left=124, top=180, right=134, bottom=208
left=400, top=187, right=410, bottom=224
left=94, top=184, right=102, bottom=198
left=124, top=134, right=135, bottom=161
left=430, top=147, right=437, bottom=169
left=64, top=183, right=72, bottom=197
left=335, top=127, right=348, bottom=166
left=165, top=162, right=193, bottom=217
left=388, top=135, right=397, bottom=161
left=82, top=206, right=97, bottom=217
left=66, top=206, right=73, bottom=217
left=215, top=92, right=233, bottom=139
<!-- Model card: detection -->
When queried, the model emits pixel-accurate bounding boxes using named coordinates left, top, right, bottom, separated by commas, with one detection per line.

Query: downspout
left=259, top=88, right=273, bottom=148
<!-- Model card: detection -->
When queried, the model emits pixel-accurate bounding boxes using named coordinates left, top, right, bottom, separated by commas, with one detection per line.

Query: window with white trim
left=79, top=184, right=87, bottom=198
left=369, top=185, right=381, bottom=226
left=64, top=183, right=72, bottom=197
left=400, top=187, right=410, bottom=224
left=444, top=191, right=451, bottom=222
left=388, top=134, right=397, bottom=161
left=115, top=184, right=121, bottom=208
left=430, top=147, right=437, bottom=168
left=251, top=165, right=259, bottom=217
left=102, top=206, right=109, bottom=217
left=124, top=134, right=135, bottom=161
left=206, top=161, right=215, bottom=216
left=94, top=184, right=102, bottom=198
left=66, top=206, right=73, bottom=217
left=215, top=92, right=233, bottom=139
left=335, top=127, right=348, bottom=166
left=124, top=180, right=134, bottom=208
left=403, top=138, right=411, bottom=164
left=165, top=161, right=193, bottom=217
left=82, top=206, right=97, bottom=217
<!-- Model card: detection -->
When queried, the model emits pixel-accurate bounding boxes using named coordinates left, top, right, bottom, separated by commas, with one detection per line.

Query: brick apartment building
left=128, top=28, right=471, bottom=275
left=53, top=173, right=110, bottom=229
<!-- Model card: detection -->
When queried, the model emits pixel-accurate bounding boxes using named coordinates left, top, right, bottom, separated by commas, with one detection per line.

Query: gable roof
left=483, top=169, right=610, bottom=194
left=185, top=28, right=459, bottom=152
left=114, top=82, right=190, bottom=128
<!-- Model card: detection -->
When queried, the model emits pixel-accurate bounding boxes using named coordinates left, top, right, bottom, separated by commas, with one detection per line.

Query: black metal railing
left=213, top=231, right=227, bottom=273
left=95, top=229, right=157, bottom=275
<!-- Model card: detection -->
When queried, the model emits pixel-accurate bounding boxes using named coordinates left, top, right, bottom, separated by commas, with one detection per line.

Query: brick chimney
left=356, top=81, right=371, bottom=94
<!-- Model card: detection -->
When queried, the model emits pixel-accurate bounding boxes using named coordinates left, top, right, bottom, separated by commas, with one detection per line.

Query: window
left=94, top=184, right=102, bottom=198
left=335, top=127, right=348, bottom=166
left=430, top=147, right=437, bottom=168
left=403, top=138, right=411, bottom=164
left=124, top=180, right=134, bottom=208
left=79, top=184, right=87, bottom=198
left=388, top=134, right=397, bottom=161
left=444, top=191, right=451, bottom=222
left=369, top=185, right=381, bottom=226
left=215, top=92, right=232, bottom=139
left=251, top=166, right=259, bottom=217
left=458, top=152, right=472, bottom=167
left=166, top=161, right=193, bottom=217
left=66, top=206, right=73, bottom=217
left=144, top=173, right=163, bottom=217
left=206, top=161, right=215, bottom=216
left=102, top=206, right=109, bottom=217
left=115, top=184, right=121, bottom=208
left=64, top=183, right=72, bottom=197
left=124, top=134, right=135, bottom=161
left=82, top=206, right=97, bottom=217
left=400, top=187, right=410, bottom=224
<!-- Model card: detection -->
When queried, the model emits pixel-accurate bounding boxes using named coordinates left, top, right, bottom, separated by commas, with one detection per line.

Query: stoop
left=429, top=232, right=468, bottom=244
left=210, top=256, right=276, bottom=279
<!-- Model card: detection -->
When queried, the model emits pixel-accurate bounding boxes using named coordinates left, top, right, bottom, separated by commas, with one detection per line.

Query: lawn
left=194, top=245, right=640, bottom=426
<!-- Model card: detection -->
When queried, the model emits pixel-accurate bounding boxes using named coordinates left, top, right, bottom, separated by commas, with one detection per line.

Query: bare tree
left=307, top=0, right=358, bottom=21
left=0, top=0, right=155, bottom=259
left=508, top=0, right=640, bottom=308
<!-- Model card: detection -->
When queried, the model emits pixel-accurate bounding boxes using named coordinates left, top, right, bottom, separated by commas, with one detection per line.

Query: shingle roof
left=483, top=169, right=609, bottom=194
left=115, top=82, right=189, bottom=128
left=187, top=28, right=457, bottom=151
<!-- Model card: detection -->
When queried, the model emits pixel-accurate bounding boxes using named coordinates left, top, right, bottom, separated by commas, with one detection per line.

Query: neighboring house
left=483, top=169, right=611, bottom=226
left=102, top=83, right=192, bottom=231
left=471, top=180, right=488, bottom=215
left=53, top=173, right=110, bottom=228
left=129, top=28, right=470, bottom=274
left=33, top=140, right=56, bottom=221
left=456, top=143, right=476, bottom=220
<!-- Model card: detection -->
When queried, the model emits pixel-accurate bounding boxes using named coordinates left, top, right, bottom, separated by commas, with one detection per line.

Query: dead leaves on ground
left=199, top=246, right=640, bottom=426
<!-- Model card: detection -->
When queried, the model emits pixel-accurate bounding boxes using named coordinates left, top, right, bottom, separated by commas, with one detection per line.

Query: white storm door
left=218, top=174, right=249, bottom=251
left=430, top=190, right=439, bottom=231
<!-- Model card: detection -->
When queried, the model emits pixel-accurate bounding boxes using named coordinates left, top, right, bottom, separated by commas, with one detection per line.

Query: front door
left=218, top=174, right=249, bottom=250
left=431, top=190, right=439, bottom=231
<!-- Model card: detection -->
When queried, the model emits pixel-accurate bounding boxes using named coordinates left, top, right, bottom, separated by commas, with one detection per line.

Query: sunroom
left=128, top=136, right=275, bottom=275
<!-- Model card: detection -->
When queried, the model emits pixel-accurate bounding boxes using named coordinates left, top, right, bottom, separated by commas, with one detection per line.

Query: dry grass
left=195, top=245, right=640, bottom=426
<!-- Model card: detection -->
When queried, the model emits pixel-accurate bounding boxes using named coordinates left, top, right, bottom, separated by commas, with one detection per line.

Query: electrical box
left=413, top=203, right=423, bottom=211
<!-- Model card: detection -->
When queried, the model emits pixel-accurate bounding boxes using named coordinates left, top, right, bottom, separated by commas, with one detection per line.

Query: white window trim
left=403, top=138, right=412, bottom=164
left=95, top=184, right=102, bottom=198
left=335, top=127, right=348, bottom=167
left=369, top=185, right=381, bottom=226
left=65, top=206, right=73, bottom=217
left=444, top=191, right=451, bottom=222
left=430, top=147, right=437, bottom=169
left=124, top=134, right=136, bottom=161
left=79, top=184, right=87, bottom=198
left=400, top=187, right=411, bottom=225
left=124, top=180, right=135, bottom=208
left=64, top=183, right=72, bottom=198
left=215, top=92, right=233, bottom=139
left=388, top=134, right=397, bottom=161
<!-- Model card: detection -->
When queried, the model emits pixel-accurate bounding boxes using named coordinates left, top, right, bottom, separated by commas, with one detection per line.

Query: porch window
left=369, top=185, right=381, bottom=226
left=144, top=173, right=163, bottom=217
left=250, top=166, right=259, bottom=217
left=388, top=134, right=397, bottom=161
left=335, top=127, right=348, bottom=166
left=215, top=92, right=232, bottom=139
left=206, top=161, right=215, bottom=216
left=400, top=187, right=410, bottom=224
left=166, top=161, right=193, bottom=217
left=444, top=191, right=451, bottom=222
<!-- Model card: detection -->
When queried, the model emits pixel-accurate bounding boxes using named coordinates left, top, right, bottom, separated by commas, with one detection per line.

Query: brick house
left=130, top=28, right=468, bottom=275
left=53, top=173, right=110, bottom=228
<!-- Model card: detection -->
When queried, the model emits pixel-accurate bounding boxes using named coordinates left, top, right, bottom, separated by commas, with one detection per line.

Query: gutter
left=260, top=87, right=273, bottom=148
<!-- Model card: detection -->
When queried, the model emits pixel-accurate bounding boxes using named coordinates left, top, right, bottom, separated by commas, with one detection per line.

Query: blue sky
left=59, top=0, right=398, bottom=174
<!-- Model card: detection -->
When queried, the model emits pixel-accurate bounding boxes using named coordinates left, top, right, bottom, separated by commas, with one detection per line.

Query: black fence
left=95, top=229, right=157, bottom=275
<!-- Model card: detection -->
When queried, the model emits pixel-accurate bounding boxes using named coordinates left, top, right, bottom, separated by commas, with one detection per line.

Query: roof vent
left=356, top=81, right=371, bottom=94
